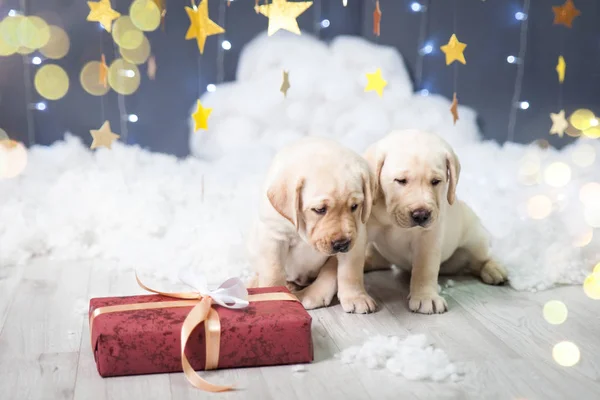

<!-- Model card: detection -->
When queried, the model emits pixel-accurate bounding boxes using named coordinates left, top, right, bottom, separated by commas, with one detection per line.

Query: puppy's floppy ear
left=267, top=174, right=305, bottom=230
left=360, top=167, right=376, bottom=224
left=363, top=144, right=386, bottom=203
left=446, top=148, right=461, bottom=205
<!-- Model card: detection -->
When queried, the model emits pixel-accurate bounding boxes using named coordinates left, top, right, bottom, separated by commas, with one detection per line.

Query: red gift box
left=89, top=286, right=313, bottom=388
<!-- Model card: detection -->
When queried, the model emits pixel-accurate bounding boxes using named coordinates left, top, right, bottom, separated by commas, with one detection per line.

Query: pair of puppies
left=248, top=130, right=507, bottom=314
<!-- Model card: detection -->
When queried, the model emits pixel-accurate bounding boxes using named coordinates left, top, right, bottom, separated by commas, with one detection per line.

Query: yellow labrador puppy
left=248, top=137, right=378, bottom=314
left=364, top=130, right=507, bottom=314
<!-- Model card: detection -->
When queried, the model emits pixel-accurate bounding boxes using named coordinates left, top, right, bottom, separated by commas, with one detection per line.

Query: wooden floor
left=1, top=258, right=599, bottom=400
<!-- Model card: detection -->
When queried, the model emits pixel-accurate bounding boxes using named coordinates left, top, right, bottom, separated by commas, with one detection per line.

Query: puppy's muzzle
left=331, top=238, right=351, bottom=253
left=411, top=208, right=431, bottom=227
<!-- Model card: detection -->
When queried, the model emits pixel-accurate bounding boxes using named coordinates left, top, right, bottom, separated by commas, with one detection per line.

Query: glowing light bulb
left=128, top=114, right=138, bottom=123
left=320, top=19, right=330, bottom=28
left=343, top=0, right=348, bottom=6
left=552, top=341, right=580, bottom=367
left=507, top=55, right=517, bottom=64
left=221, top=40, right=231, bottom=50
left=35, top=102, right=47, bottom=111
left=590, top=118, right=599, bottom=127
left=418, top=89, right=429, bottom=96
left=8, top=10, right=17, bottom=17
left=515, top=12, right=527, bottom=21
left=519, top=101, right=529, bottom=110
left=411, top=2, right=423, bottom=12
left=420, top=43, right=433, bottom=55
left=207, top=84, right=216, bottom=92
left=32, top=57, right=42, bottom=65
left=122, top=69, right=135, bottom=78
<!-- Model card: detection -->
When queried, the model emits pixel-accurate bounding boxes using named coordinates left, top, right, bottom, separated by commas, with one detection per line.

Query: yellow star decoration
left=549, top=110, right=569, bottom=138
left=192, top=100, right=212, bottom=132
left=440, top=34, right=467, bottom=65
left=185, top=0, right=225, bottom=54
left=255, top=0, right=313, bottom=36
left=556, top=56, right=566, bottom=83
left=90, top=121, right=120, bottom=150
left=364, top=68, right=387, bottom=97
left=87, top=0, right=121, bottom=33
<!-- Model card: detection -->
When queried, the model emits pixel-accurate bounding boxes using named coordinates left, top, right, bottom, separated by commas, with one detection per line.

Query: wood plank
left=0, top=263, right=24, bottom=334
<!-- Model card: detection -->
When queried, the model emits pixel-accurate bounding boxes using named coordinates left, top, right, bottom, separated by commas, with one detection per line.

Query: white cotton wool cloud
left=1, top=32, right=599, bottom=291
left=338, top=334, right=461, bottom=382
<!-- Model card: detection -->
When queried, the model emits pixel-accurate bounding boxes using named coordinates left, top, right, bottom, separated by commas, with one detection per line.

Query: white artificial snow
left=291, top=364, right=307, bottom=373
left=339, top=334, right=460, bottom=382
left=0, top=32, right=598, bottom=290
left=445, top=279, right=456, bottom=288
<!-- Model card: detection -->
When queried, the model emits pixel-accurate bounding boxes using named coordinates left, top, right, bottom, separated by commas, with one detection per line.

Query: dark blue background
left=0, top=0, right=598, bottom=157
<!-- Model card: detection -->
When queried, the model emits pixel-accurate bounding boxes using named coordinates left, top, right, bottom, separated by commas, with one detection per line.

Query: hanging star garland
left=185, top=0, right=225, bottom=54
left=255, top=0, right=313, bottom=36
left=440, top=34, right=467, bottom=65
left=365, top=68, right=387, bottom=97
left=87, top=0, right=121, bottom=33
left=280, top=70, right=290, bottom=97
left=450, top=93, right=459, bottom=125
left=550, top=110, right=569, bottom=138
left=556, top=55, right=566, bottom=83
left=192, top=100, right=212, bottom=132
left=99, top=54, right=108, bottom=88
left=373, top=1, right=382, bottom=37
left=552, top=0, right=581, bottom=28
left=90, top=121, right=120, bottom=149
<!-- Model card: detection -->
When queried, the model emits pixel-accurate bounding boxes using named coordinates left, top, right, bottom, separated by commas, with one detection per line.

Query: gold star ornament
left=90, top=121, right=120, bottom=149
left=556, top=56, right=566, bottom=83
left=192, top=100, right=212, bottom=132
left=550, top=110, right=569, bottom=138
left=552, top=0, right=581, bottom=28
left=450, top=92, right=459, bottom=125
left=364, top=68, right=387, bottom=97
left=87, top=0, right=121, bottom=33
left=185, top=0, right=225, bottom=54
left=440, top=34, right=467, bottom=66
left=255, top=0, right=313, bottom=36
left=280, top=70, right=290, bottom=97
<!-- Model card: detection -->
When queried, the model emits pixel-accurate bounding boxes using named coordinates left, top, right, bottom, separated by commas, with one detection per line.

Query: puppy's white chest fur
left=286, top=237, right=328, bottom=285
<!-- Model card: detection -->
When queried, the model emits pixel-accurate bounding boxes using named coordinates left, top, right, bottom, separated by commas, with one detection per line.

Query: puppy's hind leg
left=462, top=225, right=508, bottom=285
left=295, top=257, right=338, bottom=310
left=364, top=243, right=392, bottom=272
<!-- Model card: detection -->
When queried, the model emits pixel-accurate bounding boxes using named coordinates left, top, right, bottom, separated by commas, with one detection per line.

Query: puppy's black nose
left=332, top=239, right=351, bottom=253
left=411, top=209, right=431, bottom=225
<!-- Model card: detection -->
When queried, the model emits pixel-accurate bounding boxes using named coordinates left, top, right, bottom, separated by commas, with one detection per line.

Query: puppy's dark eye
left=395, top=178, right=408, bottom=185
left=312, top=207, right=327, bottom=215
left=431, top=179, right=441, bottom=186
left=350, top=204, right=358, bottom=212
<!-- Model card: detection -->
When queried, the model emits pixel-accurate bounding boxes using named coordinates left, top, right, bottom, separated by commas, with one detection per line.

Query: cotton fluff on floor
left=339, top=334, right=460, bottom=382
left=1, top=32, right=599, bottom=293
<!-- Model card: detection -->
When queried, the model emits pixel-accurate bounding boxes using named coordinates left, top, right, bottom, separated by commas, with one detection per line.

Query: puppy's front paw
left=408, top=292, right=448, bottom=314
left=340, top=293, right=378, bottom=314
left=480, top=260, right=508, bottom=285
left=295, top=288, right=334, bottom=310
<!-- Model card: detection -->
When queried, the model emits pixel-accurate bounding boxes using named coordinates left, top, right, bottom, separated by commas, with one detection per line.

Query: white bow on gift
left=178, top=268, right=249, bottom=309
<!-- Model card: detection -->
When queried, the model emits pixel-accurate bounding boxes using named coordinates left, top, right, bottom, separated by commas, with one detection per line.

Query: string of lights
left=412, top=1, right=430, bottom=92
left=17, top=1, right=36, bottom=147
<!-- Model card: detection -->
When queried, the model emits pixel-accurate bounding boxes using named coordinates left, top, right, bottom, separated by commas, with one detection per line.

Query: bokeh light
left=112, top=16, right=143, bottom=50
left=0, top=128, right=8, bottom=141
left=571, top=144, right=595, bottom=167
left=584, top=271, right=600, bottom=299
left=594, top=263, right=600, bottom=274
left=552, top=341, right=580, bottom=367
left=518, top=156, right=541, bottom=186
left=527, top=195, right=552, bottom=220
left=108, top=58, right=141, bottom=95
left=34, top=64, right=69, bottom=100
left=584, top=205, right=600, bottom=228
left=544, top=162, right=571, bottom=188
left=80, top=61, right=110, bottom=96
left=570, top=109, right=596, bottom=131
left=543, top=300, right=568, bottom=325
left=579, top=183, right=600, bottom=206
left=1, top=15, right=24, bottom=48
left=119, top=35, right=151, bottom=65
left=0, top=18, right=17, bottom=55
left=40, top=25, right=70, bottom=59
left=583, top=127, right=600, bottom=139
left=573, top=228, right=593, bottom=248
left=18, top=16, right=50, bottom=49
left=0, top=139, right=28, bottom=179
left=130, top=0, right=161, bottom=32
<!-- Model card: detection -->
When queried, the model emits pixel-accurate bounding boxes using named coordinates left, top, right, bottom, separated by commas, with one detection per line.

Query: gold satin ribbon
left=89, top=274, right=298, bottom=392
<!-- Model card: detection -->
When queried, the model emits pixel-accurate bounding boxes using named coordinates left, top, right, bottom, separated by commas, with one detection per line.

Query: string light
left=35, top=102, right=47, bottom=111
left=419, top=42, right=434, bottom=55
left=221, top=40, right=231, bottom=50
left=127, top=114, right=138, bottom=122
left=515, top=12, right=527, bottom=21
left=32, top=57, right=42, bottom=65
left=507, top=55, right=518, bottom=64
left=418, top=89, right=430, bottom=96
left=8, top=9, right=17, bottom=17
left=320, top=19, right=330, bottom=28
left=519, top=101, right=530, bottom=110
left=207, top=84, right=216, bottom=92
left=410, top=2, right=425, bottom=12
